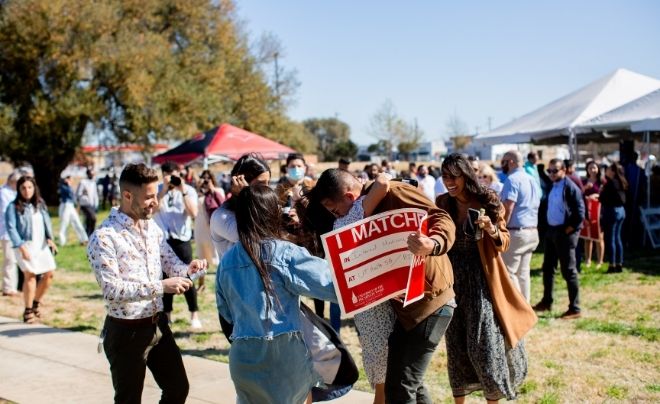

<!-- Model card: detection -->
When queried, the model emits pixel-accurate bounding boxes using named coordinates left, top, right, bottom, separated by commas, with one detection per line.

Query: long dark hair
left=235, top=184, right=283, bottom=312
left=609, top=161, right=629, bottom=191
left=585, top=161, right=603, bottom=184
left=14, top=176, right=44, bottom=214
left=441, top=153, right=501, bottom=223
left=224, top=153, right=271, bottom=212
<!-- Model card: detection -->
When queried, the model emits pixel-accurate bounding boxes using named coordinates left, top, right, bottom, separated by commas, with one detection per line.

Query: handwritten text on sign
left=322, top=208, right=427, bottom=316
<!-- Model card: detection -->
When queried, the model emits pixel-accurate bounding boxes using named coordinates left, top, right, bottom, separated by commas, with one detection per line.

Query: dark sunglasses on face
left=547, top=168, right=561, bottom=174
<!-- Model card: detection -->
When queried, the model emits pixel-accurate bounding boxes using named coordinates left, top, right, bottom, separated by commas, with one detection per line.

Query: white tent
left=578, top=88, right=660, bottom=133
left=474, top=69, right=660, bottom=152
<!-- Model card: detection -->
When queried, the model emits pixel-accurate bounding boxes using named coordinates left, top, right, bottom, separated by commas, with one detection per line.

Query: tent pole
left=568, top=128, right=576, bottom=161
left=645, top=131, right=651, bottom=209
left=203, top=156, right=209, bottom=170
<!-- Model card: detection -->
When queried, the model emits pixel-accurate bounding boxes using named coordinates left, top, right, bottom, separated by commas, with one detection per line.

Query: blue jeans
left=601, top=206, right=626, bottom=265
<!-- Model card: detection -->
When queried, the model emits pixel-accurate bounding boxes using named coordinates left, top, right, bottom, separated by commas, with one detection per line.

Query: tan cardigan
left=437, top=194, right=537, bottom=348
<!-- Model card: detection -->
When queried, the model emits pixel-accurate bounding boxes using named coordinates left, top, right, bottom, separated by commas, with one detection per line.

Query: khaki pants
left=501, top=229, right=539, bottom=302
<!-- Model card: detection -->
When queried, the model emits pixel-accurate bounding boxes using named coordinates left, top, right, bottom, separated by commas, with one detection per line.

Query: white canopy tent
left=578, top=88, right=660, bottom=133
left=474, top=68, right=660, bottom=156
left=579, top=88, right=660, bottom=214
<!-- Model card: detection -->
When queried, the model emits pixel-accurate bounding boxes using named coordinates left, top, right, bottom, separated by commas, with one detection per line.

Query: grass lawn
left=1, top=208, right=658, bottom=403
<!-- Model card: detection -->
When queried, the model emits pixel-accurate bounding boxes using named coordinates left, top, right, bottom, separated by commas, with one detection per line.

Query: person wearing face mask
left=276, top=153, right=315, bottom=218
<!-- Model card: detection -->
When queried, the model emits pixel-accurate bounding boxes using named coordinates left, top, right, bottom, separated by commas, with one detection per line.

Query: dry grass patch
left=0, top=211, right=657, bottom=402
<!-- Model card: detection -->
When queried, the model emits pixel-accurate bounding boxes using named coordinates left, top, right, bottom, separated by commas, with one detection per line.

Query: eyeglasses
left=547, top=168, right=561, bottom=174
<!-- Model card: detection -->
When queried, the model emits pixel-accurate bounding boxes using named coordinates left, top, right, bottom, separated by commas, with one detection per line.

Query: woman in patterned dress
left=437, top=153, right=532, bottom=403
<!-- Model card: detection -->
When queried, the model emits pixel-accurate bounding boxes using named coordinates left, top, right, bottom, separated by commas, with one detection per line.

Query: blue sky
left=236, top=1, right=660, bottom=146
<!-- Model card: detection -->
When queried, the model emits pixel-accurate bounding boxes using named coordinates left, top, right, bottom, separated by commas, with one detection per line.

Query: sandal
left=23, top=308, right=36, bottom=324
left=32, top=301, right=41, bottom=318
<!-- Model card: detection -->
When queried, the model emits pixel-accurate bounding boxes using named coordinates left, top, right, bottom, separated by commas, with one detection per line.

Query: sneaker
left=532, top=301, right=552, bottom=312
left=606, top=265, right=622, bottom=274
left=190, top=317, right=202, bottom=330
left=559, top=310, right=582, bottom=320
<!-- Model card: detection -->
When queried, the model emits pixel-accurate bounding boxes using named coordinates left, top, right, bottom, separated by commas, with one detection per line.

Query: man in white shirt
left=87, top=163, right=207, bottom=403
left=76, top=167, right=99, bottom=236
left=0, top=170, right=21, bottom=296
left=155, top=161, right=201, bottom=328
left=416, top=165, right=436, bottom=201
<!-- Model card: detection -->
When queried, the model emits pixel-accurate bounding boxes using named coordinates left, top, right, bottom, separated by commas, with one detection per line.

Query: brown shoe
left=532, top=301, right=552, bottom=312
left=2, top=291, right=20, bottom=297
left=560, top=310, right=582, bottom=320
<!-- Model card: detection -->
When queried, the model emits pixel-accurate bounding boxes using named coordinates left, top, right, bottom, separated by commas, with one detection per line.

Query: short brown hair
left=119, top=163, right=159, bottom=191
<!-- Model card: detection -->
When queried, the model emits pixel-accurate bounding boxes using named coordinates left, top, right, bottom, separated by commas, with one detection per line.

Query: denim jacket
left=5, top=202, right=54, bottom=248
left=216, top=239, right=337, bottom=340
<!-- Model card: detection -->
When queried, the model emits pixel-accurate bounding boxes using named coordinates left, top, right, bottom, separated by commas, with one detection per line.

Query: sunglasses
left=547, top=168, right=561, bottom=174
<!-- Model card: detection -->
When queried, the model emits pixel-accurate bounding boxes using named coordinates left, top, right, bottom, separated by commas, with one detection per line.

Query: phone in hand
left=468, top=208, right=481, bottom=224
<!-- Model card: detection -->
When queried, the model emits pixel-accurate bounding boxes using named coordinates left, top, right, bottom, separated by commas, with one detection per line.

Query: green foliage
left=0, top=0, right=309, bottom=203
left=606, top=385, right=628, bottom=399
left=575, top=318, right=659, bottom=342
left=303, top=117, right=352, bottom=160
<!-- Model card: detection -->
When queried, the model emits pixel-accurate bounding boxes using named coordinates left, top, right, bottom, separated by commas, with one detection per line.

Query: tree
left=445, top=111, right=471, bottom=152
left=368, top=100, right=423, bottom=159
left=332, top=140, right=358, bottom=161
left=0, top=0, right=308, bottom=203
left=302, top=117, right=351, bottom=161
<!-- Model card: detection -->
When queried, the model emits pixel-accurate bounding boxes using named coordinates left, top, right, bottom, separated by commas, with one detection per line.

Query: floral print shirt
left=87, top=208, right=189, bottom=319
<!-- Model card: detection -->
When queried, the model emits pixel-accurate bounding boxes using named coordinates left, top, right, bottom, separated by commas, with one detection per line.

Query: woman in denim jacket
left=216, top=184, right=337, bottom=403
left=5, top=176, right=57, bottom=323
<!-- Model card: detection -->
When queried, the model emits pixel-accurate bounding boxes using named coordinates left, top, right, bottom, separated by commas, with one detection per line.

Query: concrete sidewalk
left=0, top=316, right=373, bottom=403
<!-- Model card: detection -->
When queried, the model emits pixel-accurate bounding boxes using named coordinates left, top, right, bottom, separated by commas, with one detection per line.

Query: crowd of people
left=0, top=147, right=652, bottom=403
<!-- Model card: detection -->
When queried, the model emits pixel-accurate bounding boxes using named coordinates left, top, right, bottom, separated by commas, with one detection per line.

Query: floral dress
left=334, top=196, right=396, bottom=386
left=445, top=219, right=528, bottom=400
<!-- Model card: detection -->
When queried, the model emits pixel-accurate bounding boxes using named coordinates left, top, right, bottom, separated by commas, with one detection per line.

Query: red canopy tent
left=152, top=124, right=295, bottom=166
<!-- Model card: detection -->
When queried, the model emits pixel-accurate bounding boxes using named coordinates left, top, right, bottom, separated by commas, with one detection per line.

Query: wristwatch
left=430, top=239, right=442, bottom=256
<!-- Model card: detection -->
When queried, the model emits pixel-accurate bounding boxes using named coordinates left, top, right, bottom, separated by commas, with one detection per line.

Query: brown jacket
left=365, top=181, right=456, bottom=330
left=437, top=194, right=537, bottom=348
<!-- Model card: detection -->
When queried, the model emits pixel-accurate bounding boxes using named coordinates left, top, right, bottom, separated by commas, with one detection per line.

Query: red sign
left=321, top=208, right=427, bottom=316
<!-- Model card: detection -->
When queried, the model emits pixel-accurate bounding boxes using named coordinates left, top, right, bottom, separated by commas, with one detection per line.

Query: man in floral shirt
left=87, top=163, right=207, bottom=404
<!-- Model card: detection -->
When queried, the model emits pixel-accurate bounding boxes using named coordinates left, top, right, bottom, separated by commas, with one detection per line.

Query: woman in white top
left=478, top=163, right=504, bottom=194
left=210, top=153, right=271, bottom=338
left=5, top=176, right=57, bottom=323
left=194, top=169, right=225, bottom=291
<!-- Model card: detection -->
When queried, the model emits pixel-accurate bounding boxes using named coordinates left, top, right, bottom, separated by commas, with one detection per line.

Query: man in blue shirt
left=500, top=151, right=541, bottom=302
left=533, top=159, right=585, bottom=319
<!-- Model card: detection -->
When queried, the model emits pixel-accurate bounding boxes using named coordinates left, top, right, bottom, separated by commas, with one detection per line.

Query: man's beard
left=502, top=165, right=510, bottom=174
left=132, top=201, right=153, bottom=220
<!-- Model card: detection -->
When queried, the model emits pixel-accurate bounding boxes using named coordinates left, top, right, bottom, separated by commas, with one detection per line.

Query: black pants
left=103, top=315, right=189, bottom=404
left=385, top=304, right=454, bottom=404
left=162, top=239, right=198, bottom=313
left=541, top=226, right=581, bottom=312
left=80, top=205, right=97, bottom=236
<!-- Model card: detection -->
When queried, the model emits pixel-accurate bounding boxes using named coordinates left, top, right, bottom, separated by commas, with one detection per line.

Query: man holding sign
left=312, top=169, right=456, bottom=404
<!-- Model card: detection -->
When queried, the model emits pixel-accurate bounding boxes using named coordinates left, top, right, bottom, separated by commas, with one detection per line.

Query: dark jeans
left=103, top=314, right=189, bottom=404
left=330, top=302, right=341, bottom=332
left=385, top=304, right=454, bottom=404
left=601, top=206, right=626, bottom=265
left=80, top=205, right=97, bottom=236
left=163, top=239, right=198, bottom=313
left=541, top=226, right=581, bottom=312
